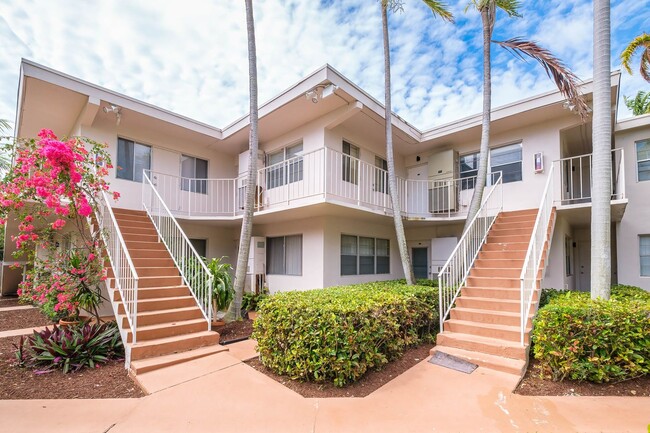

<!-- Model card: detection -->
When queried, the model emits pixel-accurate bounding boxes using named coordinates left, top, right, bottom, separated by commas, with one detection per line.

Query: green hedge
left=252, top=282, right=438, bottom=387
left=532, top=286, right=650, bottom=383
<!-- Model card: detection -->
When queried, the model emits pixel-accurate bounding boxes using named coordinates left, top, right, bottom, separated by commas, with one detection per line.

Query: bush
left=253, top=282, right=438, bottom=387
left=15, top=321, right=124, bottom=373
left=532, top=289, right=650, bottom=383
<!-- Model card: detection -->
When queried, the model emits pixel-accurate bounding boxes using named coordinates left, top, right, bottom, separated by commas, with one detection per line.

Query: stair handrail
left=519, top=164, right=555, bottom=345
left=142, top=171, right=213, bottom=328
left=437, top=173, right=504, bottom=332
left=95, top=191, right=139, bottom=347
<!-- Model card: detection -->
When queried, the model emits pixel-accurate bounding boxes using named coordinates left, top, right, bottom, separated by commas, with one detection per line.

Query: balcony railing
left=145, top=148, right=502, bottom=220
left=555, top=148, right=625, bottom=205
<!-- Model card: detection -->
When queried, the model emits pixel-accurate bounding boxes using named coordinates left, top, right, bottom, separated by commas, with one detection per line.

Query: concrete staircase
left=107, top=208, right=226, bottom=375
left=433, top=208, right=555, bottom=376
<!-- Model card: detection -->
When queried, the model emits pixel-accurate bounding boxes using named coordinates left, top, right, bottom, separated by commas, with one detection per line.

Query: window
left=565, top=237, right=573, bottom=276
left=181, top=155, right=208, bottom=194
left=117, top=138, right=151, bottom=182
left=374, top=156, right=388, bottom=193
left=267, top=235, right=302, bottom=275
left=267, top=143, right=303, bottom=189
left=189, top=238, right=207, bottom=258
left=342, top=140, right=359, bottom=184
left=340, top=235, right=390, bottom=275
left=459, top=152, right=479, bottom=190
left=490, top=143, right=522, bottom=183
left=641, top=235, right=650, bottom=277
left=636, top=139, right=650, bottom=182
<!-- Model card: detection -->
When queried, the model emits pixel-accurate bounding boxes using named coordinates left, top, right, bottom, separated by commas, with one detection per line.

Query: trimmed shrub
left=253, top=282, right=438, bottom=387
left=532, top=289, right=650, bottom=383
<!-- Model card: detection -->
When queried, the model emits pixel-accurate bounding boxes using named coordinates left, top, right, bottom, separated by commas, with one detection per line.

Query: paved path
left=0, top=305, right=35, bottom=312
left=1, top=350, right=648, bottom=433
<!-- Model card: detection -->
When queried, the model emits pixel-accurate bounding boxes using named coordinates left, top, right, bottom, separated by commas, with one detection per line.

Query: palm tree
left=590, top=0, right=611, bottom=300
left=463, top=1, right=589, bottom=232
left=624, top=91, right=650, bottom=115
left=620, top=32, right=650, bottom=82
left=381, top=0, right=453, bottom=285
left=0, top=119, right=12, bottom=173
left=226, top=0, right=259, bottom=321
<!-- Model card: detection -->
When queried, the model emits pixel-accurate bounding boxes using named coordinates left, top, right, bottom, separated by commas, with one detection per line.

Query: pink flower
left=78, top=203, right=92, bottom=217
left=88, top=253, right=96, bottom=261
left=51, top=219, right=66, bottom=230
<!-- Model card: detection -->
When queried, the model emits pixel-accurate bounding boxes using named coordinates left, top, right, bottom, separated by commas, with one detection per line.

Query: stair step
left=436, top=331, right=527, bottom=360
left=491, top=220, right=535, bottom=230
left=474, top=259, right=524, bottom=269
left=138, top=276, right=184, bottom=288
left=132, top=258, right=176, bottom=268
left=462, top=286, right=522, bottom=300
left=125, top=241, right=168, bottom=251
left=455, top=296, right=521, bottom=312
left=127, top=318, right=209, bottom=342
left=444, top=319, right=529, bottom=343
left=130, top=330, right=220, bottom=361
left=113, top=208, right=148, bottom=217
left=116, top=219, right=155, bottom=229
left=123, top=233, right=159, bottom=243
left=466, top=276, right=520, bottom=289
left=478, top=250, right=526, bottom=260
left=113, top=286, right=190, bottom=301
left=129, top=249, right=172, bottom=259
left=118, top=296, right=197, bottom=313
left=482, top=242, right=529, bottom=252
left=129, top=345, right=229, bottom=375
left=501, top=209, right=538, bottom=217
left=488, top=234, right=532, bottom=244
left=450, top=307, right=532, bottom=327
left=488, top=228, right=533, bottom=237
left=430, top=345, right=526, bottom=375
left=469, top=267, right=521, bottom=278
left=119, top=226, right=158, bottom=236
left=123, top=306, right=205, bottom=327
left=133, top=267, right=181, bottom=277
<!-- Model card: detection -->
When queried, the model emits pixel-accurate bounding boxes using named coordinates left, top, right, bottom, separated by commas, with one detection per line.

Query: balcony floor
left=555, top=198, right=627, bottom=226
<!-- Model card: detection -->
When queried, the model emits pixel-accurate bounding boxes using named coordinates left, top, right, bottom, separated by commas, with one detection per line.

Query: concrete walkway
left=1, top=350, right=648, bottom=433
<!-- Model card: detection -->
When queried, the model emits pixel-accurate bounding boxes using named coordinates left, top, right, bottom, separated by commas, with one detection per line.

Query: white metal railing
left=519, top=164, right=555, bottom=345
left=95, top=191, right=139, bottom=351
left=146, top=148, right=497, bottom=221
left=142, top=171, right=213, bottom=327
left=556, top=148, right=625, bottom=204
left=437, top=173, right=504, bottom=331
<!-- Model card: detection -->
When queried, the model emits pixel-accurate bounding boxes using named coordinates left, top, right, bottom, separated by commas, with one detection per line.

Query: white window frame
left=458, top=141, right=523, bottom=188
left=266, top=234, right=303, bottom=276
left=342, top=140, right=360, bottom=185
left=340, top=234, right=390, bottom=276
left=116, top=138, right=152, bottom=182
left=181, top=154, right=209, bottom=194
left=636, top=139, right=650, bottom=182
left=374, top=156, right=388, bottom=193
left=266, top=142, right=303, bottom=190
left=640, top=235, right=650, bottom=277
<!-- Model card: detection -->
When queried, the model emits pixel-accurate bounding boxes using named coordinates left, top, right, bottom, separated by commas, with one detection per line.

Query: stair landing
left=432, top=208, right=555, bottom=376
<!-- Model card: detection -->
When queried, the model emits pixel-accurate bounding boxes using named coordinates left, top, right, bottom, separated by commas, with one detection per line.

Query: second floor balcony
left=143, top=147, right=627, bottom=222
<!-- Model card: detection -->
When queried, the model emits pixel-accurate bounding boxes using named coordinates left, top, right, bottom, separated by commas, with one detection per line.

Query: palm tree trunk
left=226, top=0, right=259, bottom=321
left=382, top=3, right=415, bottom=285
left=463, top=7, right=493, bottom=233
left=590, top=0, right=611, bottom=300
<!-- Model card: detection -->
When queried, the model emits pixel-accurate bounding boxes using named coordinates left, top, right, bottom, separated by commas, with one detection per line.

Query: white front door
left=577, top=241, right=591, bottom=292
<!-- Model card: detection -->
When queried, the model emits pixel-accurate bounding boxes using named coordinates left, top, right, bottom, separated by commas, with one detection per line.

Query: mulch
left=246, top=344, right=433, bottom=398
left=0, top=308, right=52, bottom=332
left=514, top=358, right=650, bottom=397
left=0, top=297, right=22, bottom=308
left=214, top=319, right=254, bottom=344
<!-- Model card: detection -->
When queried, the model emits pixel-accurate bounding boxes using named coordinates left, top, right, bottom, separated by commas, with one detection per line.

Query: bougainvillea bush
left=0, top=129, right=118, bottom=321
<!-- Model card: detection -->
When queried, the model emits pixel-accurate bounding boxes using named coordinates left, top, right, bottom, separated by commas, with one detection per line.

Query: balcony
left=553, top=148, right=628, bottom=222
left=144, top=148, right=501, bottom=222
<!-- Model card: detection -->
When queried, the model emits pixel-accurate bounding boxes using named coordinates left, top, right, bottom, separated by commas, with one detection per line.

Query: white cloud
left=0, top=0, right=647, bottom=135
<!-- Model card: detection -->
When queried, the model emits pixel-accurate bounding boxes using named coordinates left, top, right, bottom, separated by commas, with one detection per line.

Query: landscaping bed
left=516, top=359, right=650, bottom=397
left=215, top=318, right=254, bottom=343
left=0, top=335, right=143, bottom=399
left=0, top=307, right=51, bottom=332
left=246, top=343, right=432, bottom=398
left=0, top=297, right=23, bottom=308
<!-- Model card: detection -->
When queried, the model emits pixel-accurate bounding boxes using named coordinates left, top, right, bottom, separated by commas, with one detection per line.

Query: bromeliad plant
left=0, top=129, right=119, bottom=321
left=14, top=321, right=124, bottom=373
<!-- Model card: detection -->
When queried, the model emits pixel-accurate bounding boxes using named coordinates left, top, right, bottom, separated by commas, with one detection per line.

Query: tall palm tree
left=624, top=91, right=650, bottom=115
left=381, top=0, right=453, bottom=285
left=590, top=0, right=611, bottom=300
left=463, top=1, right=589, bottom=232
left=226, top=0, right=259, bottom=321
left=621, top=32, right=650, bottom=82
left=0, top=120, right=12, bottom=173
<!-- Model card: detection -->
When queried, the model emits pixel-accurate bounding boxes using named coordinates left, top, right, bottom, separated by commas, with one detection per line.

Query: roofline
left=17, top=59, right=626, bottom=145
left=19, top=59, right=224, bottom=139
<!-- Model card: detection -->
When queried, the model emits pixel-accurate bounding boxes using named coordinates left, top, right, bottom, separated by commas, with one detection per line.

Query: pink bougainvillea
left=0, top=129, right=117, bottom=320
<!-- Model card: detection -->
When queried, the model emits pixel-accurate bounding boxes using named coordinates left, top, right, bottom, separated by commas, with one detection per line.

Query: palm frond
left=620, top=33, right=650, bottom=80
left=494, top=0, right=521, bottom=17
left=624, top=91, right=650, bottom=115
left=421, top=0, right=454, bottom=22
left=495, top=37, right=589, bottom=121
left=0, top=119, right=10, bottom=134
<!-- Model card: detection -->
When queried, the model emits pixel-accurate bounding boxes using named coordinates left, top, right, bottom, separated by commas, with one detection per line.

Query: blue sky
left=0, top=0, right=648, bottom=134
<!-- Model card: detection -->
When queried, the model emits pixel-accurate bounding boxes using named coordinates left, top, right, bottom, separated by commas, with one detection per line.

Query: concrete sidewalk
left=1, top=353, right=648, bottom=433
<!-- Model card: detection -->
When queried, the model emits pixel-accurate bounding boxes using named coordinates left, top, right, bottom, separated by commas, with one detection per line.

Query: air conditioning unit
left=245, top=236, right=266, bottom=294
left=427, top=150, right=459, bottom=213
